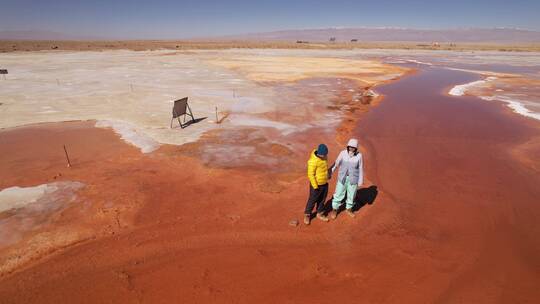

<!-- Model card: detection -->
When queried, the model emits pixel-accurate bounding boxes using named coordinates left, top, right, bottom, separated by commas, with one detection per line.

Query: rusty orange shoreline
left=1, top=66, right=539, bottom=303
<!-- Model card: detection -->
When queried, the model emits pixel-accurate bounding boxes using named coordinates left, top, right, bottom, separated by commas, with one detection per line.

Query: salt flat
left=1, top=49, right=539, bottom=153
left=0, top=49, right=405, bottom=151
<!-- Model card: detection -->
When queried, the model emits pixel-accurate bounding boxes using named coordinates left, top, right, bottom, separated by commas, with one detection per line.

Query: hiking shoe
left=303, top=214, right=311, bottom=225
left=329, top=209, right=338, bottom=220
left=317, top=213, right=329, bottom=222
left=346, top=209, right=356, bottom=218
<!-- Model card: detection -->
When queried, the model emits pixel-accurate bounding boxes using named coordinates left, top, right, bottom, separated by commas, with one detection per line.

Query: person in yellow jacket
left=304, top=144, right=330, bottom=225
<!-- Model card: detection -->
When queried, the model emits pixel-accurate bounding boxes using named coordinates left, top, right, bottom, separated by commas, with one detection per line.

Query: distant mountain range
left=0, top=30, right=102, bottom=40
left=219, top=27, right=540, bottom=43
left=2, top=27, right=539, bottom=43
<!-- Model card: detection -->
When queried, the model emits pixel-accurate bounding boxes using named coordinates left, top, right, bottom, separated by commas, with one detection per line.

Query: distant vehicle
left=351, top=39, right=358, bottom=42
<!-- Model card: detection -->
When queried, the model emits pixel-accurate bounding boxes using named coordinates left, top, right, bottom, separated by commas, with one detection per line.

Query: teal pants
left=332, top=176, right=357, bottom=210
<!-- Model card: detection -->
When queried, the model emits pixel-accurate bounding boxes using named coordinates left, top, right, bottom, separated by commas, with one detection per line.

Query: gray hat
left=347, top=138, right=358, bottom=149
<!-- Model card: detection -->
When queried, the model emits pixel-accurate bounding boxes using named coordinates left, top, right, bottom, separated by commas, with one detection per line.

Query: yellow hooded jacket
left=307, top=149, right=328, bottom=189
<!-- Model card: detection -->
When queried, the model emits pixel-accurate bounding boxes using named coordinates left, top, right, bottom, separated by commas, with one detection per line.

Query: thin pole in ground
left=215, top=106, right=219, bottom=123
left=63, top=145, right=72, bottom=168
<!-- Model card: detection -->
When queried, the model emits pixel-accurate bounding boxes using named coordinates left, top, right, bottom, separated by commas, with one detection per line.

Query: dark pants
left=304, top=183, right=328, bottom=215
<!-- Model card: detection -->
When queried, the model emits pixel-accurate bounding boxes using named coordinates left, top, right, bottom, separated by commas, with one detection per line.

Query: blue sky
left=1, top=0, right=539, bottom=38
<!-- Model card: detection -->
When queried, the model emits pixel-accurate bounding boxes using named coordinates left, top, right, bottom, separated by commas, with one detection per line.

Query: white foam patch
left=364, top=89, right=379, bottom=98
left=405, top=59, right=433, bottom=66
left=448, top=77, right=497, bottom=96
left=95, top=120, right=160, bottom=153
left=448, top=77, right=540, bottom=121
left=0, top=184, right=52, bottom=213
left=480, top=95, right=540, bottom=121
left=0, top=181, right=84, bottom=247
left=0, top=182, right=84, bottom=213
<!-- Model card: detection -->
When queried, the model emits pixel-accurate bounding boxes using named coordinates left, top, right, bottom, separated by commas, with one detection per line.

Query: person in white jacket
left=329, top=138, right=364, bottom=219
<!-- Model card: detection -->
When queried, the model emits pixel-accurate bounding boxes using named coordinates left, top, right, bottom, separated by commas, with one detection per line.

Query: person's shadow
left=352, top=185, right=378, bottom=212
left=324, top=185, right=378, bottom=214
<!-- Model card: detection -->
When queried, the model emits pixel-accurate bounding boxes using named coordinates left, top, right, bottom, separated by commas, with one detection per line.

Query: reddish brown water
left=0, top=67, right=539, bottom=303
left=356, top=67, right=540, bottom=302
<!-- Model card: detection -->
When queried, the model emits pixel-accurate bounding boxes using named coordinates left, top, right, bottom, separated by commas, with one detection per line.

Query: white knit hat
left=347, top=138, right=358, bottom=149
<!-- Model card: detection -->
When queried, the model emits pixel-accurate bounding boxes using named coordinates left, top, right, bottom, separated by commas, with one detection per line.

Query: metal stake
left=63, top=145, right=72, bottom=168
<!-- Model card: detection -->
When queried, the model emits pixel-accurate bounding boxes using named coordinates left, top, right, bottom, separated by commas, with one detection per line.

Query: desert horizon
left=2, top=39, right=540, bottom=54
